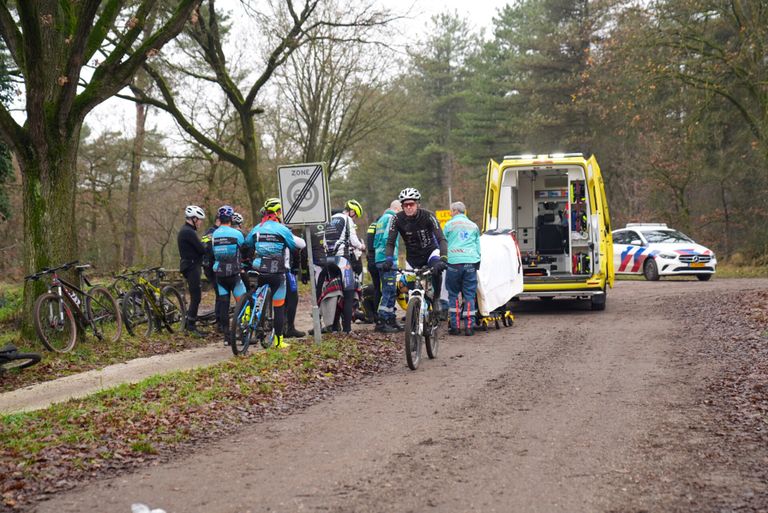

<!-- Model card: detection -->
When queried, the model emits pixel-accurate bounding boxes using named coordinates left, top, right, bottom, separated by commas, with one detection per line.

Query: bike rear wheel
left=33, top=293, right=77, bottom=353
left=424, top=300, right=439, bottom=359
left=86, top=286, right=123, bottom=342
left=231, top=294, right=255, bottom=355
left=122, top=289, right=153, bottom=337
left=0, top=352, right=41, bottom=373
left=160, top=285, right=186, bottom=333
left=404, top=296, right=423, bottom=370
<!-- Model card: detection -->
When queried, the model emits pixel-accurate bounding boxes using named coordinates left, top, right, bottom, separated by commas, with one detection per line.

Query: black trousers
left=203, top=265, right=219, bottom=325
left=182, top=265, right=202, bottom=323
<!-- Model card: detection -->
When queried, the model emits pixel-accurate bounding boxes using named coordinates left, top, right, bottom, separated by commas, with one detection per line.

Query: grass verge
left=0, top=333, right=400, bottom=510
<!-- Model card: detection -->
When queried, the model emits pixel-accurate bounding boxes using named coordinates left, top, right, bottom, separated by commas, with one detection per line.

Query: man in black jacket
left=178, top=205, right=207, bottom=337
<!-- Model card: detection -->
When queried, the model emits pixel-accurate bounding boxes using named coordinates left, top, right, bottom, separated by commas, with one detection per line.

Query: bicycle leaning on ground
left=0, top=343, right=41, bottom=374
left=230, top=270, right=274, bottom=355
left=400, top=267, right=440, bottom=370
left=120, top=267, right=186, bottom=337
left=24, top=261, right=123, bottom=353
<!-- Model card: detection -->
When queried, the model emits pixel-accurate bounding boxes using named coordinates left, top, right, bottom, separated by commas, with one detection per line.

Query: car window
left=641, top=230, right=694, bottom=243
left=612, top=231, right=628, bottom=244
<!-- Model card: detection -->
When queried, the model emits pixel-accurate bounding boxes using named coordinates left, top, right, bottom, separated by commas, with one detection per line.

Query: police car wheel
left=643, top=259, right=660, bottom=281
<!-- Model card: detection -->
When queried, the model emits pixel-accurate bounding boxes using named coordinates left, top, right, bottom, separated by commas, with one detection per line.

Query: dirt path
left=34, top=278, right=768, bottom=513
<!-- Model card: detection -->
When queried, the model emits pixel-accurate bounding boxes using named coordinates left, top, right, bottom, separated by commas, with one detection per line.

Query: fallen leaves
left=0, top=333, right=401, bottom=510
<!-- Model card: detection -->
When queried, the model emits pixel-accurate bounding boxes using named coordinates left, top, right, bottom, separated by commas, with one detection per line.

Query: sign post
left=278, top=162, right=330, bottom=344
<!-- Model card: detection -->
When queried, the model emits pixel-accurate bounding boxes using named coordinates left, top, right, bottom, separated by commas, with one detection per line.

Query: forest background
left=0, top=0, right=765, bottom=319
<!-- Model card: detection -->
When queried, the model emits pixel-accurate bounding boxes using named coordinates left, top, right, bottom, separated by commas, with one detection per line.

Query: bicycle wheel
left=122, top=289, right=153, bottom=337
left=33, top=293, right=77, bottom=353
left=258, top=292, right=275, bottom=349
left=86, top=286, right=123, bottom=342
left=404, top=296, right=422, bottom=370
left=0, top=352, right=41, bottom=373
left=424, top=300, right=439, bottom=359
left=160, top=285, right=186, bottom=333
left=231, top=294, right=254, bottom=355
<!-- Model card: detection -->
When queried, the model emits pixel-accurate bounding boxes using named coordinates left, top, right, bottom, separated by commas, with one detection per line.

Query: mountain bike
left=121, top=267, right=186, bottom=336
left=25, top=261, right=123, bottom=353
left=230, top=271, right=274, bottom=355
left=400, top=267, right=440, bottom=370
left=0, top=344, right=41, bottom=374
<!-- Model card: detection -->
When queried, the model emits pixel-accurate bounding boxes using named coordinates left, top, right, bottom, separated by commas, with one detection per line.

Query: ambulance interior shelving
left=497, top=165, right=593, bottom=277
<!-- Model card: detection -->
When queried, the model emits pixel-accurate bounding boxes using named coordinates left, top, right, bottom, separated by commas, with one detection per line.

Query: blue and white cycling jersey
left=212, top=225, right=245, bottom=278
left=244, top=220, right=300, bottom=274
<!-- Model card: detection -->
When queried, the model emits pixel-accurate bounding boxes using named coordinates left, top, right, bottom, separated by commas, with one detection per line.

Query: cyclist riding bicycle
left=243, top=198, right=306, bottom=349
left=212, top=205, right=246, bottom=338
left=383, top=188, right=448, bottom=315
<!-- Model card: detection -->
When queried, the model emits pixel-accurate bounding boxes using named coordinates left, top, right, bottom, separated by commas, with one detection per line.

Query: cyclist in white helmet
left=178, top=205, right=208, bottom=337
left=383, top=188, right=448, bottom=315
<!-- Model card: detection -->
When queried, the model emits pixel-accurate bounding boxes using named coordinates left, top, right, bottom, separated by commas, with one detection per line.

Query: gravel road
left=34, top=278, right=768, bottom=513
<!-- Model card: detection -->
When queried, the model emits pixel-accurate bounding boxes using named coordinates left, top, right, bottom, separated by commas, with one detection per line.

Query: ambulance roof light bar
left=503, top=152, right=584, bottom=160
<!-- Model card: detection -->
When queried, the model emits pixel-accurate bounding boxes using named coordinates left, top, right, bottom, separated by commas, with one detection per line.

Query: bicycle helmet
left=184, top=205, right=205, bottom=219
left=232, top=212, right=244, bottom=225
left=217, top=205, right=234, bottom=221
left=398, top=188, right=421, bottom=202
left=345, top=199, right=363, bottom=218
left=264, top=197, right=282, bottom=213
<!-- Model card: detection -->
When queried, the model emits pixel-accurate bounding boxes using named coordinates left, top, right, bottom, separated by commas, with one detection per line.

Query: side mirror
left=630, top=239, right=643, bottom=246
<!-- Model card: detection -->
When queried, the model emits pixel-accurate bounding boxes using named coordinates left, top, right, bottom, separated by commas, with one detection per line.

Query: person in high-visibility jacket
left=443, top=201, right=481, bottom=336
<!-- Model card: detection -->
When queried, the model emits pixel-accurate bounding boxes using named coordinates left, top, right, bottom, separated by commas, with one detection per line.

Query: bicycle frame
left=135, top=275, right=165, bottom=318
left=240, top=283, right=271, bottom=329
left=47, top=272, right=92, bottom=328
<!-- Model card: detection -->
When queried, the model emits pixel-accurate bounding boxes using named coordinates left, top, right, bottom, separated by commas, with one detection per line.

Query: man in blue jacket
left=373, top=200, right=402, bottom=333
left=443, top=201, right=481, bottom=336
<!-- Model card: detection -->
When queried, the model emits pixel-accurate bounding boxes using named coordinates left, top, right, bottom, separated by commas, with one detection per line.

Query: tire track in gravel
left=34, top=279, right=768, bottom=513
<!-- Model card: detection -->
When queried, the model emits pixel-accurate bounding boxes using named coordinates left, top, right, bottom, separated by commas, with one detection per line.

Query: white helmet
left=398, top=188, right=421, bottom=202
left=184, top=205, right=205, bottom=219
left=232, top=212, right=244, bottom=225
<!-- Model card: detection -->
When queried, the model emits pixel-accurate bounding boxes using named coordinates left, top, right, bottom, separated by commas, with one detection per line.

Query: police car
left=612, top=223, right=717, bottom=281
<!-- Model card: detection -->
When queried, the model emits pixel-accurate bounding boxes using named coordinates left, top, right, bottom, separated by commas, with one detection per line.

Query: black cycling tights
left=183, top=265, right=202, bottom=323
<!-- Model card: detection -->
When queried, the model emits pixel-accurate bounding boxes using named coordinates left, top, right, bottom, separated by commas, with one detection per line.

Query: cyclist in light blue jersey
left=243, top=198, right=306, bottom=349
left=212, top=205, right=246, bottom=339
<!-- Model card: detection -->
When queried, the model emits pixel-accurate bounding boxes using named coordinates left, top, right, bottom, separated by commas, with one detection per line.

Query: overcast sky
left=85, top=0, right=511, bottom=140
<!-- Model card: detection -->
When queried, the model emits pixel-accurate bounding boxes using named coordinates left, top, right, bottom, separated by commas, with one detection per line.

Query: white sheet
left=476, top=230, right=524, bottom=316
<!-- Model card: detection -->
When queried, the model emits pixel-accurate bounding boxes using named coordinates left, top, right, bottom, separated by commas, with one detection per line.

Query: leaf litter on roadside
left=0, top=333, right=401, bottom=511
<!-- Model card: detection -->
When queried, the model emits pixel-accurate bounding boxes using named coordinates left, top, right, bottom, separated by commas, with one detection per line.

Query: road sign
left=277, top=162, right=331, bottom=226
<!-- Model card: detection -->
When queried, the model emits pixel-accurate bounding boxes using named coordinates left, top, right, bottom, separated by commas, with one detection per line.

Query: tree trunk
left=240, top=115, right=262, bottom=222
left=123, top=102, right=147, bottom=266
left=20, top=133, right=80, bottom=338
left=244, top=154, right=264, bottom=223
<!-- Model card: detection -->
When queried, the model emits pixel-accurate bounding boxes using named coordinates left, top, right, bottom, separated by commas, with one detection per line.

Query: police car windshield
left=642, top=230, right=694, bottom=243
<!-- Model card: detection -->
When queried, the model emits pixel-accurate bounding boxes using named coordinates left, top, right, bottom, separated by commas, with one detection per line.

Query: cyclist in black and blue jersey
left=212, top=205, right=246, bottom=338
left=243, top=198, right=306, bottom=349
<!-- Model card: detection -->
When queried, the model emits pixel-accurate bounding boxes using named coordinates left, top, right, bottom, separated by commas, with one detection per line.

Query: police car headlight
left=659, top=253, right=677, bottom=259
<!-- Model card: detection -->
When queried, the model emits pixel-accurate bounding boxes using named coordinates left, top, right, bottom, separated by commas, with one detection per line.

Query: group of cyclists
left=177, top=186, right=482, bottom=349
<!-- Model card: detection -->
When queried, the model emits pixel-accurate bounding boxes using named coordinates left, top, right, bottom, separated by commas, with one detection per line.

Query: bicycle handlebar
left=24, top=260, right=80, bottom=281
left=398, top=267, right=432, bottom=277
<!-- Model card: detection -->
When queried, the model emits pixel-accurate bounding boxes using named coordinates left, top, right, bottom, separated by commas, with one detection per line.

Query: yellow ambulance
left=482, top=153, right=614, bottom=310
